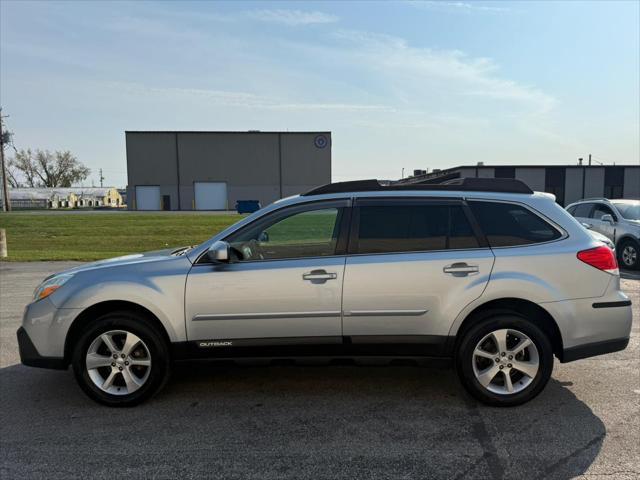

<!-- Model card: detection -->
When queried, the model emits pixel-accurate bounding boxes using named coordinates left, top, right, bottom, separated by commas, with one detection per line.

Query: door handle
left=443, top=263, right=479, bottom=277
left=303, top=270, right=337, bottom=282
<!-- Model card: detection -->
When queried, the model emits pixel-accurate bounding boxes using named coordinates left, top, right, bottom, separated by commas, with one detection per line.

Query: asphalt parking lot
left=0, top=262, right=638, bottom=479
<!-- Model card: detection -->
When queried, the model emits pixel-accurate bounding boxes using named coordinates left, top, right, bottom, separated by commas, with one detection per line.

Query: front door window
left=226, top=207, right=342, bottom=261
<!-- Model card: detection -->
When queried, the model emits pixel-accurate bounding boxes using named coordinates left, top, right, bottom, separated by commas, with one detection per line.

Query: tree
left=8, top=149, right=90, bottom=188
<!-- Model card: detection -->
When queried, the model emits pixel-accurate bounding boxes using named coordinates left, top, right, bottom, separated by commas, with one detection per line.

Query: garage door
left=194, top=182, right=227, bottom=210
left=135, top=186, right=160, bottom=211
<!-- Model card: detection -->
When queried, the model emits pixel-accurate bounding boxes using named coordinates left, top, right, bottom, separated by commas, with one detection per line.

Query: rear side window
left=571, top=203, right=593, bottom=218
left=469, top=201, right=562, bottom=247
left=356, top=204, right=480, bottom=254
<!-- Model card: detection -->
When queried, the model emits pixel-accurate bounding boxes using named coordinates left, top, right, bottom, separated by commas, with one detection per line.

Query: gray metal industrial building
left=400, top=164, right=640, bottom=206
left=125, top=131, right=331, bottom=210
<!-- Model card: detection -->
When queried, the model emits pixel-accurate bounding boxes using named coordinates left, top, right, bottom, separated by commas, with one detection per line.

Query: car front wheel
left=71, top=312, right=170, bottom=407
left=456, top=315, right=553, bottom=407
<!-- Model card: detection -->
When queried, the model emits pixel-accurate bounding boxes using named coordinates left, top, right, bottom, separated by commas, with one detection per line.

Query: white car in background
left=567, top=199, right=640, bottom=269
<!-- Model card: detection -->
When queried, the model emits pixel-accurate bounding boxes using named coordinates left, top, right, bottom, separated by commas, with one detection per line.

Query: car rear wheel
left=617, top=239, right=639, bottom=270
left=456, top=315, right=553, bottom=407
left=71, top=312, right=170, bottom=407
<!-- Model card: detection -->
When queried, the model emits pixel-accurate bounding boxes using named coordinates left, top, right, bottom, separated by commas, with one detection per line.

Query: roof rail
left=579, top=197, right=609, bottom=202
left=302, top=177, right=533, bottom=196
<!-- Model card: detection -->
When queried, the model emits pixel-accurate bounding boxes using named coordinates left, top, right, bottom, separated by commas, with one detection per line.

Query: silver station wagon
left=18, top=178, right=632, bottom=407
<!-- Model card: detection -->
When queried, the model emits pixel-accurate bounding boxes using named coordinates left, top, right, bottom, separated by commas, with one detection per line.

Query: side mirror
left=601, top=214, right=615, bottom=224
left=581, top=222, right=593, bottom=230
left=207, top=241, right=230, bottom=263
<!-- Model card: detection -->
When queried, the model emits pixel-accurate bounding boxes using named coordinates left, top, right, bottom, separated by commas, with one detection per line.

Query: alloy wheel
left=472, top=328, right=539, bottom=395
left=85, top=330, right=152, bottom=395
left=621, top=245, right=637, bottom=267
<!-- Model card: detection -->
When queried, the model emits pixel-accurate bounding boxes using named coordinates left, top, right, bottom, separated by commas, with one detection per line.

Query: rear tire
left=456, top=315, right=553, bottom=407
left=617, top=239, right=639, bottom=270
left=71, top=311, right=170, bottom=407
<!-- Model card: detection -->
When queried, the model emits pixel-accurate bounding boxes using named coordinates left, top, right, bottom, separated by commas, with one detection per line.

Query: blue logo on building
left=314, top=135, right=328, bottom=149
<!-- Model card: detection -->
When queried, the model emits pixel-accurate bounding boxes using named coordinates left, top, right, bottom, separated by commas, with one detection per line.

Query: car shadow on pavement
left=0, top=363, right=605, bottom=480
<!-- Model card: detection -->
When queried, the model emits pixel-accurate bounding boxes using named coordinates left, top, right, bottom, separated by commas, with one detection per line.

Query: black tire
left=617, top=238, right=640, bottom=270
left=71, top=311, right=171, bottom=407
left=456, top=315, right=553, bottom=407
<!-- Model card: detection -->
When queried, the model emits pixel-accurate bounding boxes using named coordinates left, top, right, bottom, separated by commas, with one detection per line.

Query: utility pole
left=0, top=109, right=11, bottom=212
left=99, top=168, right=105, bottom=188
left=588, top=153, right=592, bottom=166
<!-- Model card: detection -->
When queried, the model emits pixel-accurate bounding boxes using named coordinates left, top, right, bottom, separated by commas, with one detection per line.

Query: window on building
left=494, top=167, right=516, bottom=178
left=604, top=167, right=624, bottom=199
left=355, top=203, right=479, bottom=254
left=545, top=167, right=566, bottom=206
left=469, top=201, right=562, bottom=247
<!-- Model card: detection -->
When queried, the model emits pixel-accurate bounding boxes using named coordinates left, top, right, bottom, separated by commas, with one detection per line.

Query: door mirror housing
left=207, top=241, right=230, bottom=263
left=601, top=214, right=615, bottom=224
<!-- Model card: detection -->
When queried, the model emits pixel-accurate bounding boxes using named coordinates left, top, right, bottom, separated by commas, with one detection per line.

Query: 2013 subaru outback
left=17, top=178, right=632, bottom=407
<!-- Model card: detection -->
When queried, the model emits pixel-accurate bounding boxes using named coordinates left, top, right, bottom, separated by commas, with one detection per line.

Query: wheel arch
left=451, top=297, right=564, bottom=359
left=63, top=300, right=172, bottom=364
left=615, top=234, right=639, bottom=250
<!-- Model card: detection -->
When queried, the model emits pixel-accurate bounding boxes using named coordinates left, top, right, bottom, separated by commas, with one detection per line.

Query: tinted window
left=572, top=203, right=593, bottom=218
left=590, top=204, right=616, bottom=220
left=469, top=201, right=561, bottom=247
left=356, top=204, right=479, bottom=254
left=227, top=207, right=342, bottom=261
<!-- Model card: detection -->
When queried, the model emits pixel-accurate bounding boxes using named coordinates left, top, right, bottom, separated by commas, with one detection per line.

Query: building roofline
left=428, top=164, right=639, bottom=171
left=125, top=130, right=332, bottom=135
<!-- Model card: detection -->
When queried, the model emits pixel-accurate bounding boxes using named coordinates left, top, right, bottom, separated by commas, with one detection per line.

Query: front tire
left=617, top=239, right=639, bottom=270
left=71, top=311, right=170, bottom=407
left=456, top=315, right=553, bottom=407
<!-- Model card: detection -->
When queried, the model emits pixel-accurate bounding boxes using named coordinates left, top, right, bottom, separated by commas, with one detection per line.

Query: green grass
left=0, top=213, right=245, bottom=261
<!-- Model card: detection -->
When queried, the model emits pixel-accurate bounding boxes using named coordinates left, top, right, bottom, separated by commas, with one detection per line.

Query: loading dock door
left=135, top=186, right=160, bottom=210
left=194, top=182, right=227, bottom=210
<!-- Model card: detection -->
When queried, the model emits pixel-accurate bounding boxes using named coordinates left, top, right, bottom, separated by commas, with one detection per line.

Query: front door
left=185, top=200, right=350, bottom=346
left=341, top=198, right=494, bottom=354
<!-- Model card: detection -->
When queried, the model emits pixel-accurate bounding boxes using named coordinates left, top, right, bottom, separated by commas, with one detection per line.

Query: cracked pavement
left=1, top=262, right=638, bottom=479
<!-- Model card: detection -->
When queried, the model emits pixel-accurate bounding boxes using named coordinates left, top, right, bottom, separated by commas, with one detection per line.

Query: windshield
left=612, top=202, right=640, bottom=220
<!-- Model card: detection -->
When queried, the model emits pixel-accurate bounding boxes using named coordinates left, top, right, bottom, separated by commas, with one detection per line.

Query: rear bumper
left=17, top=327, right=67, bottom=370
left=561, top=337, right=629, bottom=363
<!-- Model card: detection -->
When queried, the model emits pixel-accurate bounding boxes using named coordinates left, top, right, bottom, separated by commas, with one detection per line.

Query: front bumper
left=17, top=327, right=67, bottom=370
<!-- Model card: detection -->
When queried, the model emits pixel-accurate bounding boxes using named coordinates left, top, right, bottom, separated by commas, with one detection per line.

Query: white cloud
left=326, top=30, right=556, bottom=115
left=248, top=9, right=339, bottom=26
left=109, top=82, right=391, bottom=112
left=409, top=1, right=511, bottom=14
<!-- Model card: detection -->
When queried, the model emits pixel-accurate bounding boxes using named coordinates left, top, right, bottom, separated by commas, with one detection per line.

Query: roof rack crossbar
left=302, top=177, right=533, bottom=196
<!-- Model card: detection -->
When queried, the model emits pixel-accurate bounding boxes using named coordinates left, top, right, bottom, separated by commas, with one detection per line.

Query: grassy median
left=0, top=212, right=245, bottom=261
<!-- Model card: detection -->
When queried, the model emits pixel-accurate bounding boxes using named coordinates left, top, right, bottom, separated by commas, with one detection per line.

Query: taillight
left=577, top=246, right=619, bottom=274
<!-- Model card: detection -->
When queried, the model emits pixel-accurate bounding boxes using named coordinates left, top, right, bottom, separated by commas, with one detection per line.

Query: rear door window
left=354, top=201, right=480, bottom=254
left=468, top=201, right=562, bottom=247
left=571, top=203, right=593, bottom=218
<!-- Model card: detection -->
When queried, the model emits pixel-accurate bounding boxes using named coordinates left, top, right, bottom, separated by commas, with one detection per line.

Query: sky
left=1, top=0, right=639, bottom=188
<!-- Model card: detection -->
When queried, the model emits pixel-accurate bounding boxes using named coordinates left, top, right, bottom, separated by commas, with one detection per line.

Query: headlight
left=33, top=274, right=73, bottom=302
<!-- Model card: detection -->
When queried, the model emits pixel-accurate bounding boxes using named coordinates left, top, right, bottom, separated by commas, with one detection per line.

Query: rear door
left=341, top=197, right=495, bottom=353
left=589, top=203, right=617, bottom=241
